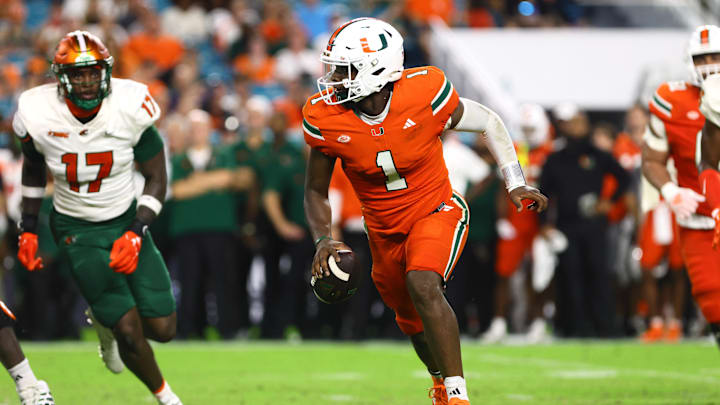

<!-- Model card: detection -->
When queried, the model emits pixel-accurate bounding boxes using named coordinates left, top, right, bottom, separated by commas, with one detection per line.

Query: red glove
left=109, top=231, right=142, bottom=274
left=18, top=232, right=43, bottom=271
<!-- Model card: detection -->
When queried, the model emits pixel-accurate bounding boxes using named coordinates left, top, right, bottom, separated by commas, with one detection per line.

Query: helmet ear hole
left=372, top=68, right=386, bottom=76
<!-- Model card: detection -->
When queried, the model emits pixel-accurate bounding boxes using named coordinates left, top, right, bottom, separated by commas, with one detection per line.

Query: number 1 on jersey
left=376, top=150, right=407, bottom=191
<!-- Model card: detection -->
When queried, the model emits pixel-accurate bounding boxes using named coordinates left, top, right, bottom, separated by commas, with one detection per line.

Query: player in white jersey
left=12, top=31, right=181, bottom=404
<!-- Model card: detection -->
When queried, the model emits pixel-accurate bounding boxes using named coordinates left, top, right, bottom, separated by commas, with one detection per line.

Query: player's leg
left=405, top=193, right=470, bottom=403
left=127, top=231, right=181, bottom=404
left=665, top=224, right=686, bottom=341
left=484, top=234, right=528, bottom=343
left=0, top=302, right=54, bottom=404
left=678, top=228, right=720, bottom=348
left=637, top=211, right=665, bottom=341
left=406, top=271, right=463, bottom=376
left=369, top=233, right=447, bottom=403
left=142, top=312, right=177, bottom=343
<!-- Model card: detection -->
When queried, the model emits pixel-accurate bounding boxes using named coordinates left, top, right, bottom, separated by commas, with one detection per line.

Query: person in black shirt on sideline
left=539, top=104, right=630, bottom=337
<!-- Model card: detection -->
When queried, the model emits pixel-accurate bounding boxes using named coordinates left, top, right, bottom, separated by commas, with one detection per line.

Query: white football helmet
left=519, top=103, right=550, bottom=148
left=317, top=18, right=404, bottom=105
left=687, top=25, right=720, bottom=84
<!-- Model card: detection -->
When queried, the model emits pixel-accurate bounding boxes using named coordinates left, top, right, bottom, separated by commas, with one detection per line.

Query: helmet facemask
left=52, top=30, right=114, bottom=110
left=54, top=60, right=112, bottom=110
left=693, top=54, right=720, bottom=83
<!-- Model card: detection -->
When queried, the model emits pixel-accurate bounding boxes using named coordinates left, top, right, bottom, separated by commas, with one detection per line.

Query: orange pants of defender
left=638, top=210, right=683, bottom=270
left=369, top=195, right=469, bottom=336
left=495, top=228, right=536, bottom=277
left=678, top=227, right=720, bottom=323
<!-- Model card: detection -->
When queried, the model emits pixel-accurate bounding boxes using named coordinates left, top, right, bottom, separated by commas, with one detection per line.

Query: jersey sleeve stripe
left=432, top=80, right=454, bottom=116
left=303, top=118, right=324, bottom=140
left=651, top=93, right=672, bottom=118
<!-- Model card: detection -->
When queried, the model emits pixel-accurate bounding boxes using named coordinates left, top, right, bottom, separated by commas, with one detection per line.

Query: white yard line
left=477, top=353, right=719, bottom=383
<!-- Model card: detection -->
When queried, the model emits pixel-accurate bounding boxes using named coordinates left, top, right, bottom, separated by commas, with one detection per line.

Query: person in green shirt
left=169, top=109, right=253, bottom=339
left=261, top=110, right=314, bottom=339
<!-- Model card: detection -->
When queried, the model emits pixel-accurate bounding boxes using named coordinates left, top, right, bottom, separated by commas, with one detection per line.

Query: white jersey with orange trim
left=12, top=78, right=161, bottom=222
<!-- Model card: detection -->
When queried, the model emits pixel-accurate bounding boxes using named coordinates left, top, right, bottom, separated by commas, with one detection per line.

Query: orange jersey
left=303, top=66, right=459, bottom=237
left=647, top=81, right=711, bottom=218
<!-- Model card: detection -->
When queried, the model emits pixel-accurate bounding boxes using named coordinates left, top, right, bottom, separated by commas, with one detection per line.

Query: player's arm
left=304, top=148, right=343, bottom=279
left=133, top=125, right=167, bottom=229
left=448, top=98, right=548, bottom=212
left=18, top=137, right=47, bottom=271
left=109, top=125, right=166, bottom=274
left=642, top=115, right=704, bottom=220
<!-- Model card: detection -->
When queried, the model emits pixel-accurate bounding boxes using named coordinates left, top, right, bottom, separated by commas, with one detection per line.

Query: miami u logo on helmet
left=360, top=34, right=389, bottom=53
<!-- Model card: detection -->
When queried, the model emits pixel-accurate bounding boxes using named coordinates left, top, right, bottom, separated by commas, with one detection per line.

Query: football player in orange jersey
left=483, top=103, right=555, bottom=344
left=303, top=18, right=547, bottom=404
left=643, top=25, right=720, bottom=346
left=697, top=36, right=720, bottom=348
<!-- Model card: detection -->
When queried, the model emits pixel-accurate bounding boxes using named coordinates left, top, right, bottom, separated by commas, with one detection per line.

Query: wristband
left=314, top=235, right=331, bottom=247
left=501, top=161, right=527, bottom=191
left=19, top=214, right=38, bottom=233
left=137, top=194, right=163, bottom=216
left=21, top=186, right=46, bottom=199
left=129, top=219, right=149, bottom=237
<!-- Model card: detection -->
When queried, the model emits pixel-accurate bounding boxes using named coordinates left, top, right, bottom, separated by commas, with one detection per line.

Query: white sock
left=444, top=376, right=469, bottom=400
left=154, top=379, right=179, bottom=404
left=8, top=358, right=38, bottom=392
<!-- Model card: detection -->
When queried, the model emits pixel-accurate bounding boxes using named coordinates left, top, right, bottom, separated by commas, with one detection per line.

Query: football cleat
left=448, top=399, right=470, bottom=405
left=664, top=321, right=683, bottom=342
left=525, top=318, right=550, bottom=344
left=18, top=380, right=55, bottom=405
left=86, top=309, right=124, bottom=373
left=428, top=376, right=448, bottom=405
left=641, top=318, right=664, bottom=343
left=481, top=317, right=507, bottom=344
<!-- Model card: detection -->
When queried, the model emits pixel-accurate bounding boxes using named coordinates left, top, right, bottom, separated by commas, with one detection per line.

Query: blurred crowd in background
left=0, top=0, right=702, bottom=343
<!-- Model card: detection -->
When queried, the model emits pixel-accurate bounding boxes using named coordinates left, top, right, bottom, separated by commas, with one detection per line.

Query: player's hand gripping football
left=312, top=237, right=348, bottom=279
left=509, top=185, right=549, bottom=213
left=109, top=231, right=142, bottom=274
left=18, top=232, right=44, bottom=271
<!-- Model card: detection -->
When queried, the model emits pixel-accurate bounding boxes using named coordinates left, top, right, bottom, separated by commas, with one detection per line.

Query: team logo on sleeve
left=337, top=134, right=351, bottom=143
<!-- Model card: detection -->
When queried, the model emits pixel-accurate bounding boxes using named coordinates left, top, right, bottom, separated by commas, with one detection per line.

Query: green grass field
left=2, top=340, right=720, bottom=404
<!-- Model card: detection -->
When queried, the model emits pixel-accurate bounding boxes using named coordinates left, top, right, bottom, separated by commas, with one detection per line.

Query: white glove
left=660, top=182, right=705, bottom=220
left=496, top=218, right=517, bottom=240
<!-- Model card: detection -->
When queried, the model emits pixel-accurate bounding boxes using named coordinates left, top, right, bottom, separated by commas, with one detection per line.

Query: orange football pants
left=369, top=194, right=469, bottom=336
left=638, top=210, right=683, bottom=270
left=495, top=228, right=536, bottom=277
left=678, top=227, right=720, bottom=323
